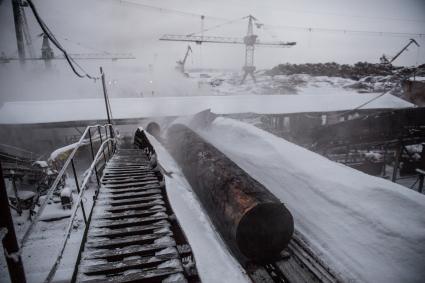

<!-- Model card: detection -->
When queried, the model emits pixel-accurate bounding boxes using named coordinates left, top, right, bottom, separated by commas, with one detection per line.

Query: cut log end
left=236, top=203, right=294, bottom=262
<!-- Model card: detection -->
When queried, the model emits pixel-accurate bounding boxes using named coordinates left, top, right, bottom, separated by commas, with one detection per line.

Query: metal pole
left=392, top=142, right=402, bottom=182
left=88, top=129, right=100, bottom=187
left=70, top=159, right=87, bottom=224
left=100, top=67, right=112, bottom=125
left=0, top=161, right=27, bottom=283
left=11, top=0, right=25, bottom=65
left=97, top=126, right=107, bottom=167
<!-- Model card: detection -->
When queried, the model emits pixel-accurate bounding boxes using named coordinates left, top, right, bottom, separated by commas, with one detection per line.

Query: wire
left=263, top=23, right=424, bottom=38
left=187, top=16, right=247, bottom=36
left=111, top=0, right=226, bottom=21
left=56, top=35, right=112, bottom=55
left=26, top=0, right=100, bottom=80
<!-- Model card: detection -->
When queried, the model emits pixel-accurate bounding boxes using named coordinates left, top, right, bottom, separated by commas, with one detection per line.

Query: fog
left=0, top=0, right=424, bottom=103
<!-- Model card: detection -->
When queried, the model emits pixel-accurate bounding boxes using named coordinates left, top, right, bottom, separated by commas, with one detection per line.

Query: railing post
left=0, top=161, right=27, bottom=283
left=88, top=129, right=100, bottom=187
left=71, top=159, right=87, bottom=224
left=105, top=127, right=111, bottom=158
left=98, top=126, right=107, bottom=166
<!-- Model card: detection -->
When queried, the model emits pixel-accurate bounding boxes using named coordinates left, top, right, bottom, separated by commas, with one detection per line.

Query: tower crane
left=176, top=45, right=192, bottom=76
left=380, top=38, right=420, bottom=65
left=160, top=15, right=296, bottom=84
left=2, top=1, right=135, bottom=67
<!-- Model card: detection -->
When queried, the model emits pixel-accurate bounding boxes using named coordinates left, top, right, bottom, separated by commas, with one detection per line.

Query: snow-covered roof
left=0, top=93, right=413, bottom=125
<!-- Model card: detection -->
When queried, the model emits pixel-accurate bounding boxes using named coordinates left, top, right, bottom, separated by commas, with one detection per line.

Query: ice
left=157, top=259, right=182, bottom=269
left=156, top=247, right=178, bottom=256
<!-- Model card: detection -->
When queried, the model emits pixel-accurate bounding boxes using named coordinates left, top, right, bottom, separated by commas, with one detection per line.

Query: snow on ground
left=0, top=93, right=413, bottom=124
left=146, top=132, right=250, bottom=283
left=175, top=116, right=425, bottom=283
left=0, top=176, right=97, bottom=283
left=199, top=72, right=362, bottom=96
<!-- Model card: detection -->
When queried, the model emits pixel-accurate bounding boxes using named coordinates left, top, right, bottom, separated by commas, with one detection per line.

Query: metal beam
left=160, top=34, right=296, bottom=47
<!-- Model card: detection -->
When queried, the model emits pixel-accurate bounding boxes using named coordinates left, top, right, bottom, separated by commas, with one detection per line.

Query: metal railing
left=44, top=137, right=116, bottom=283
left=10, top=124, right=117, bottom=283
left=20, top=124, right=114, bottom=246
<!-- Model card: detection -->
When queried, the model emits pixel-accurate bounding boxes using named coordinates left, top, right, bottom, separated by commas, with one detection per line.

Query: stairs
left=75, top=148, right=199, bottom=283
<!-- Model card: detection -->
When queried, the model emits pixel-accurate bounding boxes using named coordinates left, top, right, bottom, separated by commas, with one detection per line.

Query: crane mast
left=242, top=15, right=257, bottom=83
left=160, top=15, right=296, bottom=84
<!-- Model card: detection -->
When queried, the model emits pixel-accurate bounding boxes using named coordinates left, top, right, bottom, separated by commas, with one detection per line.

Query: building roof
left=0, top=93, right=413, bottom=125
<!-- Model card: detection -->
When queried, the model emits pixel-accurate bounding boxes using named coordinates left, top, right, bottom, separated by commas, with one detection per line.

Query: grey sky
left=1, top=0, right=424, bottom=70
left=0, top=0, right=424, bottom=104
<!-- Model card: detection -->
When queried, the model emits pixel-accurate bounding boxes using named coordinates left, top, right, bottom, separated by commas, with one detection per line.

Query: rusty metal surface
left=166, top=124, right=294, bottom=262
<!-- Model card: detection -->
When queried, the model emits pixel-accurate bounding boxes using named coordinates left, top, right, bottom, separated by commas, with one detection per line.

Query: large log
left=166, top=124, right=294, bottom=262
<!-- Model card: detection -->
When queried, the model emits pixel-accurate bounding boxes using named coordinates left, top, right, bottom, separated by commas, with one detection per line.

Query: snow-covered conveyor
left=174, top=116, right=425, bottom=283
left=73, top=147, right=200, bottom=283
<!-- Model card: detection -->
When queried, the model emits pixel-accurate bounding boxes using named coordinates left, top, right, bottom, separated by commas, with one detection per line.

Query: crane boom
left=160, top=34, right=296, bottom=47
left=390, top=38, right=419, bottom=64
left=380, top=38, right=420, bottom=65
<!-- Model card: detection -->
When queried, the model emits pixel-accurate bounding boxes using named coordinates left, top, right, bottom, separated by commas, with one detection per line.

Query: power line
left=110, top=0, right=226, bottom=21
left=262, top=23, right=424, bottom=38
left=26, top=0, right=100, bottom=80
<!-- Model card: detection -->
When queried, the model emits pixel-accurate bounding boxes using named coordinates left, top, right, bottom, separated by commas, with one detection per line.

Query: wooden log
left=167, top=124, right=294, bottom=262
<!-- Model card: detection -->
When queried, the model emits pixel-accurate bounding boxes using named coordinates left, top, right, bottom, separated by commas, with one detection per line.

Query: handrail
left=20, top=124, right=113, bottom=247
left=43, top=138, right=115, bottom=283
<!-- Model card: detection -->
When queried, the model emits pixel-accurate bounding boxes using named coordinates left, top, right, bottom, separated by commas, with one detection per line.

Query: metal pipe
left=166, top=124, right=294, bottom=262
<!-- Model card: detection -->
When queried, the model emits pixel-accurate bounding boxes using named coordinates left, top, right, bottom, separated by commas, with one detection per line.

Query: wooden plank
left=92, top=207, right=166, bottom=220
left=92, top=214, right=168, bottom=229
left=100, top=199, right=165, bottom=213
left=102, top=180, right=159, bottom=189
left=101, top=177, right=158, bottom=185
left=79, top=266, right=183, bottom=283
left=83, top=242, right=176, bottom=260
left=89, top=221, right=171, bottom=238
left=80, top=253, right=179, bottom=275
left=86, top=232, right=172, bottom=249
left=97, top=194, right=162, bottom=206
left=100, top=184, right=162, bottom=194
left=97, top=189, right=162, bottom=200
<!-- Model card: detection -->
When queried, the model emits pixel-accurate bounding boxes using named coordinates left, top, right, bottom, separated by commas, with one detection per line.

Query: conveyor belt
left=74, top=148, right=199, bottom=283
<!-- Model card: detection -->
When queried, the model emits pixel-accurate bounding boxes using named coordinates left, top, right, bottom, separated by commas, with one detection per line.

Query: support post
left=100, top=67, right=114, bottom=139
left=392, top=142, right=402, bottom=182
left=88, top=129, right=100, bottom=187
left=11, top=0, right=25, bottom=65
left=97, top=126, right=107, bottom=167
left=71, top=159, right=87, bottom=224
left=0, top=161, right=27, bottom=283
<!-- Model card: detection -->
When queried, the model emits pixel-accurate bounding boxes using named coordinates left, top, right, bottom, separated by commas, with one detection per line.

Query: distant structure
left=160, top=15, right=296, bottom=84
left=176, top=45, right=192, bottom=76
left=380, top=38, right=420, bottom=65
left=3, top=1, right=135, bottom=68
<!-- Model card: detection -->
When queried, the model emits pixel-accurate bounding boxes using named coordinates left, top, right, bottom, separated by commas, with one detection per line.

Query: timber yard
left=0, top=0, right=425, bottom=283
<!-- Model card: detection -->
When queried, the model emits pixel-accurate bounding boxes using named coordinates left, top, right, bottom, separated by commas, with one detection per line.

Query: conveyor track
left=74, top=148, right=199, bottom=283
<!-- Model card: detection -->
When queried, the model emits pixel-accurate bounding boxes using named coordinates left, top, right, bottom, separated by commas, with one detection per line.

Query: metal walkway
left=75, top=148, right=199, bottom=283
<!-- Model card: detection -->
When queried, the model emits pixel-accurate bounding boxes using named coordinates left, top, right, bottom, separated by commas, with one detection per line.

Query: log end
left=236, top=203, right=294, bottom=262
